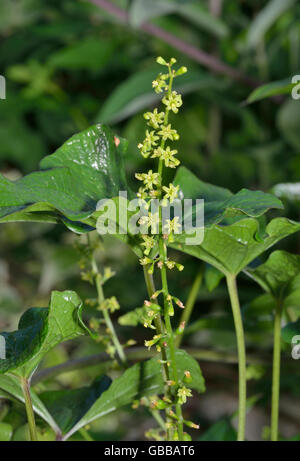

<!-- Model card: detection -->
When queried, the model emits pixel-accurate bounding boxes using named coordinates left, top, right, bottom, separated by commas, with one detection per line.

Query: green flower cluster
left=134, top=57, right=196, bottom=440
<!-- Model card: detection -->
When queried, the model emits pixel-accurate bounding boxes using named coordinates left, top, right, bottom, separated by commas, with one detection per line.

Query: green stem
left=271, top=300, right=282, bottom=441
left=79, top=427, right=94, bottom=442
left=159, top=238, right=184, bottom=441
left=143, top=266, right=170, bottom=383
left=226, top=274, right=247, bottom=442
left=20, top=377, right=38, bottom=441
left=175, top=268, right=203, bottom=347
left=94, top=269, right=127, bottom=366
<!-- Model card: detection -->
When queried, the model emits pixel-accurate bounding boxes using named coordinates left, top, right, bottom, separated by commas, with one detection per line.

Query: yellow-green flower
left=162, top=183, right=179, bottom=203
left=144, top=108, right=165, bottom=129
left=162, top=91, right=182, bottom=114
left=152, top=73, right=168, bottom=94
left=158, top=124, right=179, bottom=141
left=139, top=256, right=152, bottom=266
left=141, top=235, right=155, bottom=255
left=139, top=212, right=160, bottom=233
left=135, top=170, right=160, bottom=189
left=177, top=386, right=192, bottom=404
left=152, top=146, right=179, bottom=168
left=163, top=216, right=182, bottom=234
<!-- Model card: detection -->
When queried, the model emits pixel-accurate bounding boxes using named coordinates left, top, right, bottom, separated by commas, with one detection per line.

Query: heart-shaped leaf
left=63, top=349, right=205, bottom=440
left=0, top=124, right=131, bottom=232
left=0, top=291, right=85, bottom=378
left=245, top=250, right=300, bottom=300
left=0, top=374, right=60, bottom=434
left=40, top=375, right=112, bottom=434
left=174, top=166, right=283, bottom=227
left=171, top=218, right=300, bottom=276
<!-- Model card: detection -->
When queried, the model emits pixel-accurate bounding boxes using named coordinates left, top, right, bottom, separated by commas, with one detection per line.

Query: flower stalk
left=271, top=300, right=283, bottom=441
left=137, top=57, right=194, bottom=441
left=20, top=377, right=38, bottom=441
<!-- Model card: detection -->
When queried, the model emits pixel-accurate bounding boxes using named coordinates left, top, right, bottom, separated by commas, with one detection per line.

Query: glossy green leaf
left=174, top=166, right=283, bottom=227
left=96, top=69, right=224, bottom=124
left=0, top=291, right=85, bottom=378
left=0, top=422, right=13, bottom=441
left=40, top=375, right=112, bottom=434
left=0, top=374, right=60, bottom=433
left=171, top=218, right=300, bottom=276
left=0, top=124, right=130, bottom=232
left=245, top=251, right=300, bottom=299
left=63, top=349, right=205, bottom=440
left=247, top=78, right=295, bottom=104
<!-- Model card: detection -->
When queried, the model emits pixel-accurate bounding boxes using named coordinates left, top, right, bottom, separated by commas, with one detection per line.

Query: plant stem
left=20, top=377, right=38, bottom=441
left=79, top=427, right=94, bottom=441
left=94, top=266, right=127, bottom=366
left=159, top=238, right=184, bottom=441
left=143, top=266, right=170, bottom=384
left=271, top=300, right=282, bottom=441
left=226, top=274, right=247, bottom=442
left=175, top=268, right=203, bottom=347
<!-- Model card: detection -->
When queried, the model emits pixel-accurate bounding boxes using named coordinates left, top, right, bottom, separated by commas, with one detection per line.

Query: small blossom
left=152, top=73, right=168, bottom=94
left=144, top=108, right=165, bottom=129
left=135, top=170, right=160, bottom=190
left=177, top=386, right=192, bottom=404
left=139, top=256, right=152, bottom=266
left=166, top=260, right=176, bottom=270
left=162, top=183, right=179, bottom=203
left=163, top=216, right=182, bottom=234
left=137, top=187, right=148, bottom=200
left=145, top=334, right=162, bottom=350
left=152, top=146, right=180, bottom=168
left=158, top=124, right=179, bottom=141
left=139, top=212, right=160, bottom=232
left=162, top=91, right=182, bottom=114
left=141, top=235, right=155, bottom=255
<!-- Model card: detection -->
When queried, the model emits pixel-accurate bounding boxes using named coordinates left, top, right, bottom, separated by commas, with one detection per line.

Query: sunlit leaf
left=0, top=291, right=85, bottom=378
left=63, top=349, right=205, bottom=440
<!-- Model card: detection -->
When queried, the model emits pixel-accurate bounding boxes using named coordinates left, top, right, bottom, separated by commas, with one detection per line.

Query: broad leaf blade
left=0, top=291, right=85, bottom=377
left=63, top=350, right=205, bottom=440
left=40, top=376, right=112, bottom=434
left=245, top=251, right=300, bottom=299
left=174, top=166, right=283, bottom=227
left=0, top=124, right=131, bottom=231
left=171, top=218, right=300, bottom=276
